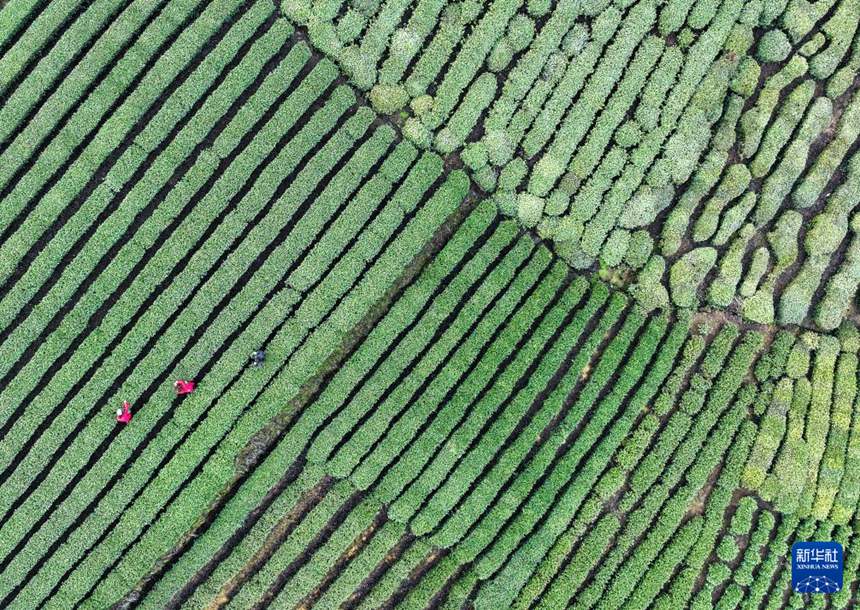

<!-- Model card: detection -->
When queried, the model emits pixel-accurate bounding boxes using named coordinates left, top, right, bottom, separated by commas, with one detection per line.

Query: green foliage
left=716, top=536, right=739, bottom=562
left=756, top=29, right=792, bottom=62
left=631, top=255, right=669, bottom=312
left=615, top=120, right=643, bottom=148
left=694, top=164, right=751, bottom=242
left=739, top=247, right=770, bottom=297
left=751, top=80, right=815, bottom=179
left=827, top=66, right=855, bottom=98
left=402, top=116, right=432, bottom=147
left=506, top=14, right=535, bottom=52
left=689, top=0, right=722, bottom=29
left=601, top=228, right=630, bottom=267
left=494, top=190, right=517, bottom=217
left=544, top=190, right=570, bottom=216
left=809, top=0, right=860, bottom=79
left=743, top=378, right=790, bottom=489
left=811, top=351, right=857, bottom=519
left=767, top=211, right=802, bottom=266
left=484, top=128, right=515, bottom=166
left=410, top=94, right=434, bottom=116
left=461, top=141, right=489, bottom=170
left=779, top=267, right=819, bottom=325
left=0, top=14, right=489, bottom=601
left=786, top=342, right=811, bottom=378
left=636, top=46, right=683, bottom=132
left=742, top=283, right=775, bottom=324
left=562, top=23, right=591, bottom=56
left=669, top=247, right=717, bottom=307
left=474, top=164, right=498, bottom=191
left=724, top=20, right=756, bottom=56
left=713, top=193, right=756, bottom=246
left=527, top=0, right=551, bottom=16
left=709, top=229, right=747, bottom=308
left=755, top=330, right=795, bottom=382
left=839, top=321, right=860, bottom=353
left=706, top=560, right=732, bottom=586
left=794, top=94, right=860, bottom=209
left=730, top=57, right=761, bottom=98
left=618, top=185, right=674, bottom=229
left=488, top=38, right=514, bottom=72
left=517, top=192, right=545, bottom=227
left=624, top=230, right=654, bottom=269
left=740, top=53, right=806, bottom=157
left=658, top=0, right=696, bottom=35
left=498, top=157, right=528, bottom=191
left=9, top=0, right=860, bottom=604
left=730, top=496, right=757, bottom=535
left=368, top=83, right=409, bottom=114
left=805, top=213, right=848, bottom=257
left=434, top=72, right=497, bottom=154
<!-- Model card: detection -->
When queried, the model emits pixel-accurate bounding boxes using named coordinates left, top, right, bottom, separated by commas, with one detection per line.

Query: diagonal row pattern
left=2, top=0, right=860, bottom=608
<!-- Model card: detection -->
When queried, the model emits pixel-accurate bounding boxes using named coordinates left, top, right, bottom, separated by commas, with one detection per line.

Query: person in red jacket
left=174, top=379, right=196, bottom=395
left=116, top=400, right=132, bottom=424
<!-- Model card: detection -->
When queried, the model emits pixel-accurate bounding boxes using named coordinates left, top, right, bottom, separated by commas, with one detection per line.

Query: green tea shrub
left=669, top=247, right=717, bottom=307
left=756, top=29, right=791, bottom=62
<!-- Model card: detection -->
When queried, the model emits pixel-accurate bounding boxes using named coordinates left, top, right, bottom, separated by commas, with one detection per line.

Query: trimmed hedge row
left=0, top=0, right=248, bottom=281
left=812, top=351, right=858, bottom=519
left=481, top=312, right=691, bottom=608
left=0, top=0, right=165, bottom=188
left=0, top=0, right=92, bottom=98
left=413, top=285, right=625, bottom=540
left=0, top=0, right=43, bottom=54
left=742, top=331, right=860, bottom=523
left=223, top=479, right=357, bottom=608
left=511, top=316, right=690, bottom=608
left=528, top=0, right=657, bottom=197
left=277, top=0, right=860, bottom=334
left=575, top=387, right=755, bottom=608
left=8, top=0, right=860, bottom=605
left=141, top=201, right=506, bottom=610
left=465, top=310, right=660, bottom=579
left=372, top=260, right=574, bottom=508
left=0, top=22, right=484, bottom=603
left=3, top=86, right=375, bottom=604
left=0, top=0, right=133, bottom=149
left=158, top=463, right=330, bottom=608
left=72, top=165, right=471, bottom=608
left=307, top=218, right=526, bottom=471
left=0, top=1, right=291, bottom=389
left=274, top=0, right=860, bottom=333
left=0, top=53, right=340, bottom=502
left=329, top=236, right=550, bottom=483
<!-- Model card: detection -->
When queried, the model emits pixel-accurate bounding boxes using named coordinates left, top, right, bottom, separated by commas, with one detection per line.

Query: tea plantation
left=1, top=0, right=859, bottom=607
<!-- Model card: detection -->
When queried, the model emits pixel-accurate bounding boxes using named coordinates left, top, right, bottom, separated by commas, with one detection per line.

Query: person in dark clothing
left=250, top=350, right=266, bottom=367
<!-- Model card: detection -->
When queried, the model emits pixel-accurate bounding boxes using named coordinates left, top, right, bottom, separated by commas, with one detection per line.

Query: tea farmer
left=174, top=379, right=196, bottom=395
left=116, top=400, right=132, bottom=424
left=249, top=349, right=266, bottom=367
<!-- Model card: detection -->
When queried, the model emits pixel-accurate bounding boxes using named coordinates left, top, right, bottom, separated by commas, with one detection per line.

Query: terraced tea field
left=1, top=0, right=860, bottom=607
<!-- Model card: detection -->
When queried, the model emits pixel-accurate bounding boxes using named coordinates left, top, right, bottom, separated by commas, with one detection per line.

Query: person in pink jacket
left=174, top=379, right=196, bottom=395
left=116, top=401, right=132, bottom=424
